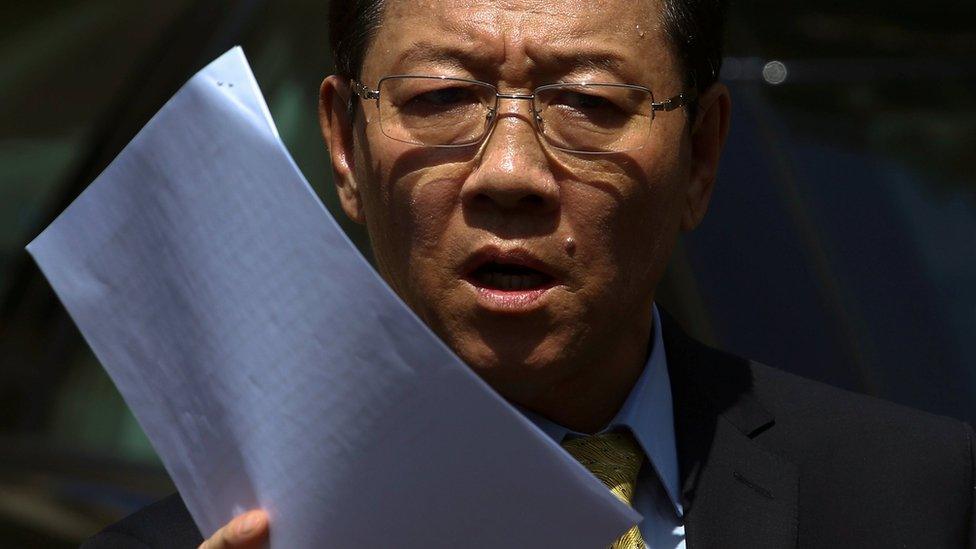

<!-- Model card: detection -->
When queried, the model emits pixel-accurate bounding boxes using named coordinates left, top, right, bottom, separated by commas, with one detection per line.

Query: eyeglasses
left=351, top=75, right=696, bottom=155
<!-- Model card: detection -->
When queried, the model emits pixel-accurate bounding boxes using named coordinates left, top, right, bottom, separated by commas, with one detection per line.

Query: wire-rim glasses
left=351, top=75, right=696, bottom=155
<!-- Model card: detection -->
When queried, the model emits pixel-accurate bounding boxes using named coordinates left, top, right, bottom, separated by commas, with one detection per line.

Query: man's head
left=319, top=0, right=731, bottom=428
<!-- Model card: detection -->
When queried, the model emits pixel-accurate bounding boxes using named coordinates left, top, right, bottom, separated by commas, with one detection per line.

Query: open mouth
left=468, top=261, right=556, bottom=292
left=460, top=248, right=562, bottom=312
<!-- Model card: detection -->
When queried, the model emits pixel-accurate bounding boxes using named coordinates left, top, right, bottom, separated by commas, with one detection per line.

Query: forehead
left=363, top=0, right=675, bottom=86
left=383, top=0, right=654, bottom=36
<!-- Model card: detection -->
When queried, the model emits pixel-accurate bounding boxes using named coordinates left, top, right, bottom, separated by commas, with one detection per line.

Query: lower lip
left=468, top=283, right=555, bottom=313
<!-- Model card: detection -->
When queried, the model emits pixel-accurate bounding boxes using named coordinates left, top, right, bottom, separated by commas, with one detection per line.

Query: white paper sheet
left=26, top=47, right=640, bottom=548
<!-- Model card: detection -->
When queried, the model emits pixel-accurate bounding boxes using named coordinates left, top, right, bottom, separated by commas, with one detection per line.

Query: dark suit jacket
left=83, top=314, right=976, bottom=548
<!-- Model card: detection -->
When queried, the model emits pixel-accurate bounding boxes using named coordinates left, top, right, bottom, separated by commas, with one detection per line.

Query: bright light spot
left=762, top=60, right=789, bottom=85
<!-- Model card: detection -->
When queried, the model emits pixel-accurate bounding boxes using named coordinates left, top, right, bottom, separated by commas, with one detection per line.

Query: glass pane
left=668, top=0, right=976, bottom=423
left=535, top=84, right=652, bottom=152
left=0, top=1, right=190, bottom=296
left=380, top=77, right=494, bottom=146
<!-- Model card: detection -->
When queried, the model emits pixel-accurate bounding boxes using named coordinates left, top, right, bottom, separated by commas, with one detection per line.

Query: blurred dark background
left=1, top=1, right=973, bottom=546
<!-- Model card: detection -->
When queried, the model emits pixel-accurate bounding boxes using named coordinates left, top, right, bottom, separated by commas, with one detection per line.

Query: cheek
left=363, top=150, right=473, bottom=300
left=563, top=155, right=681, bottom=291
left=394, top=179, right=461, bottom=252
left=363, top=129, right=473, bottom=254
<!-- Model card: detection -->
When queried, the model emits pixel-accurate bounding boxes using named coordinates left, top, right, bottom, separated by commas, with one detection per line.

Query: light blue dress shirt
left=520, top=305, right=686, bottom=548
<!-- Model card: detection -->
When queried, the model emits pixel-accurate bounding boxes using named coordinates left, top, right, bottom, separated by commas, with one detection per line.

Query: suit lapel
left=662, top=313, right=798, bottom=548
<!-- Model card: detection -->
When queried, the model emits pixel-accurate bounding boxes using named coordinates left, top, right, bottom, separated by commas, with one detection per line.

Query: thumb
left=198, top=510, right=269, bottom=549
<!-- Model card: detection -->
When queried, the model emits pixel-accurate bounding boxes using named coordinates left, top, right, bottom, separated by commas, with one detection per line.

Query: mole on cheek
left=564, top=237, right=577, bottom=256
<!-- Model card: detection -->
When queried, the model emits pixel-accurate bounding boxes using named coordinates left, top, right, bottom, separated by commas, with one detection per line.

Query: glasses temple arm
left=351, top=80, right=380, bottom=100
left=651, top=90, right=698, bottom=112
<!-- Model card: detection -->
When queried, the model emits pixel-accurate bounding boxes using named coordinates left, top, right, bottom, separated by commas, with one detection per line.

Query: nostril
left=470, top=193, right=493, bottom=208
left=520, top=195, right=545, bottom=209
left=464, top=190, right=552, bottom=213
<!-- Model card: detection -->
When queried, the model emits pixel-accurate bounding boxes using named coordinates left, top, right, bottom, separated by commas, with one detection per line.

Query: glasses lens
left=534, top=84, right=653, bottom=153
left=378, top=77, right=495, bottom=147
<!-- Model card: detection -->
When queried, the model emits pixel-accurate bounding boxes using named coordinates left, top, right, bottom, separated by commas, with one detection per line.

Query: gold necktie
left=561, top=432, right=646, bottom=549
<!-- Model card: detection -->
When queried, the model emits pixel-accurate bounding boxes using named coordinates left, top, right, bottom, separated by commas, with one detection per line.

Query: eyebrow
left=392, top=42, right=502, bottom=73
left=391, top=43, right=634, bottom=83
left=542, top=51, right=630, bottom=78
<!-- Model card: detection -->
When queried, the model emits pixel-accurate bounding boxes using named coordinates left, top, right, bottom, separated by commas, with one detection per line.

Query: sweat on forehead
left=382, top=0, right=656, bottom=24
left=360, top=0, right=668, bottom=82
left=379, top=0, right=658, bottom=42
left=329, top=0, right=726, bottom=95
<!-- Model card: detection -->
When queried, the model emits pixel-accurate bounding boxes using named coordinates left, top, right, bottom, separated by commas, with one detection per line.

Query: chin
left=447, top=323, right=575, bottom=387
left=408, top=278, right=582, bottom=384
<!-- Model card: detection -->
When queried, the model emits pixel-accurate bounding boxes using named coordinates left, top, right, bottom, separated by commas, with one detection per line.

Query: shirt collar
left=519, top=304, right=683, bottom=516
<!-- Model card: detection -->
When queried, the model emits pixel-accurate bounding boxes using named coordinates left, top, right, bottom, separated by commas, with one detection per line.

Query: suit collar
left=661, top=311, right=798, bottom=548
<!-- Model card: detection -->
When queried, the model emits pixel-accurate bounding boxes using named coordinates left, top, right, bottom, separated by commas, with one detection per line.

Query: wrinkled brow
left=545, top=52, right=628, bottom=75
left=391, top=41, right=631, bottom=80
left=391, top=42, right=502, bottom=72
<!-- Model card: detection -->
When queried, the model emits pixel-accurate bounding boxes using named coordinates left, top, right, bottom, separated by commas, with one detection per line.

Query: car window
left=665, top=1, right=976, bottom=421
left=0, top=1, right=190, bottom=294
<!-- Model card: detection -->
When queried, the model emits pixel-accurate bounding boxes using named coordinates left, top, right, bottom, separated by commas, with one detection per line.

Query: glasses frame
left=351, top=75, right=697, bottom=155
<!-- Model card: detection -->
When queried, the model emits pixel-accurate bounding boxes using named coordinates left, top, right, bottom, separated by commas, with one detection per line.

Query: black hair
left=660, top=0, right=727, bottom=95
left=328, top=0, right=727, bottom=112
left=328, top=0, right=387, bottom=83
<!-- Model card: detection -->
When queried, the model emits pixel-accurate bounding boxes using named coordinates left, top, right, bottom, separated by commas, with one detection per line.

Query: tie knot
left=561, top=432, right=646, bottom=549
left=561, top=432, right=644, bottom=504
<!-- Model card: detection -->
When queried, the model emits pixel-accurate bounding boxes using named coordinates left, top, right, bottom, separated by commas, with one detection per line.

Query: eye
left=410, top=86, right=477, bottom=107
left=537, top=86, right=638, bottom=131
left=557, top=91, right=612, bottom=110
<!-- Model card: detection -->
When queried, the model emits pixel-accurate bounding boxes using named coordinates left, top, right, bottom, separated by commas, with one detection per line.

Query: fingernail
left=237, top=512, right=261, bottom=537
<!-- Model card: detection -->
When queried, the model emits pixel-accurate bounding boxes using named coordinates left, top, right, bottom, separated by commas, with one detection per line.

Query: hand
left=198, top=509, right=269, bottom=549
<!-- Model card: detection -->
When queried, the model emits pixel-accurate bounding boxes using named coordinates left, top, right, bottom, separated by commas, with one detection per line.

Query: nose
left=460, top=98, right=560, bottom=217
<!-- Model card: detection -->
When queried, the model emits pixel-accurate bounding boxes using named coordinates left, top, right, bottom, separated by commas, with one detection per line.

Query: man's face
left=322, top=0, right=725, bottom=404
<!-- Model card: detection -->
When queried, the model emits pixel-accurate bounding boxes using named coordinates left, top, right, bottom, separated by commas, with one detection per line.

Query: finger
left=198, top=510, right=269, bottom=549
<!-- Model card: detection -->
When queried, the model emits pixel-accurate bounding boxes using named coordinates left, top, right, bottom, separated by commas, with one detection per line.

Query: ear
left=681, top=82, right=731, bottom=231
left=319, top=75, right=366, bottom=224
